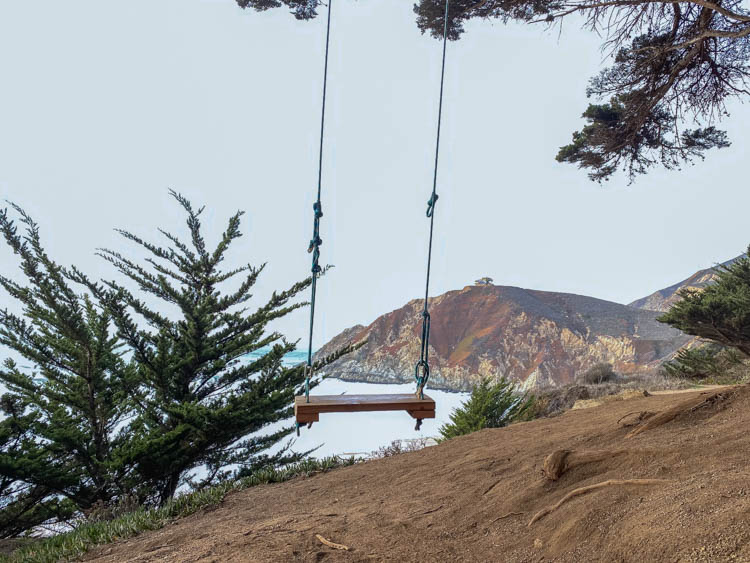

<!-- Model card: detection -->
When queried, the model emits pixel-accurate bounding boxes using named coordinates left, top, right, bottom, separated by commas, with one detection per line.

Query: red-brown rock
left=316, top=284, right=690, bottom=391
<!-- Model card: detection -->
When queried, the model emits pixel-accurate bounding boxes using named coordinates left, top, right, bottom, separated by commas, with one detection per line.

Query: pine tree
left=438, top=377, right=534, bottom=441
left=85, top=191, right=350, bottom=504
left=661, top=344, right=746, bottom=381
left=0, top=205, right=140, bottom=536
left=0, top=395, right=75, bottom=538
left=659, top=249, right=750, bottom=357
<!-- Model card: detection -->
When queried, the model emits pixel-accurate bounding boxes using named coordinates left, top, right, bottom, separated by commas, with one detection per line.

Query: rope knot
left=307, top=236, right=323, bottom=253
left=313, top=201, right=323, bottom=218
left=304, top=363, right=314, bottom=402
left=426, top=193, right=439, bottom=217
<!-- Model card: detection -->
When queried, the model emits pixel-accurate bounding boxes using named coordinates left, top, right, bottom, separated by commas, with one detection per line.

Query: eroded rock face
left=315, top=285, right=690, bottom=391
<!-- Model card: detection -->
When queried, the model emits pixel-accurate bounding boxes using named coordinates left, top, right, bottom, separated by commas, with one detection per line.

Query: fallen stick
left=408, top=504, right=444, bottom=518
left=616, top=411, right=654, bottom=427
left=528, top=479, right=670, bottom=526
left=490, top=512, right=524, bottom=523
left=626, top=392, right=726, bottom=438
left=316, top=534, right=349, bottom=551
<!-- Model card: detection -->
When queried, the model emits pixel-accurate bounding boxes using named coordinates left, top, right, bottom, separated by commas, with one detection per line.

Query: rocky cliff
left=315, top=285, right=690, bottom=391
left=629, top=256, right=741, bottom=312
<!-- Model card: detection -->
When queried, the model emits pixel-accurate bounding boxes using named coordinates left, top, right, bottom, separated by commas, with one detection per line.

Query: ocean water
left=244, top=348, right=469, bottom=458
left=284, top=379, right=468, bottom=458
left=245, top=346, right=309, bottom=367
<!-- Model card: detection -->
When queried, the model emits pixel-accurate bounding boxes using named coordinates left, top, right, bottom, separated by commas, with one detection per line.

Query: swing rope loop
left=305, top=0, right=334, bottom=402
left=415, top=0, right=450, bottom=400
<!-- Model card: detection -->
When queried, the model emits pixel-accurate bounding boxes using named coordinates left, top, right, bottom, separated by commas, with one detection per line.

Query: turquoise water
left=243, top=347, right=470, bottom=457
left=244, top=346, right=309, bottom=367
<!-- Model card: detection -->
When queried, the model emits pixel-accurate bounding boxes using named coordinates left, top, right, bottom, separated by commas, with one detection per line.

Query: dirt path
left=86, top=387, right=750, bottom=563
left=649, top=384, right=729, bottom=395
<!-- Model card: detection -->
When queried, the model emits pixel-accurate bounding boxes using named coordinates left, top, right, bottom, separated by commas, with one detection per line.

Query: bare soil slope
left=87, top=387, right=750, bottom=563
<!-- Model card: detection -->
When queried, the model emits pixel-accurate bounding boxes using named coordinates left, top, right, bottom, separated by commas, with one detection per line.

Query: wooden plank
left=295, top=412, right=319, bottom=424
left=295, top=394, right=435, bottom=418
left=407, top=409, right=436, bottom=420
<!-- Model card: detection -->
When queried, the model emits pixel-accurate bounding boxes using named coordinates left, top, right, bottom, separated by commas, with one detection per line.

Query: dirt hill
left=316, top=285, right=689, bottom=391
left=86, top=386, right=750, bottom=562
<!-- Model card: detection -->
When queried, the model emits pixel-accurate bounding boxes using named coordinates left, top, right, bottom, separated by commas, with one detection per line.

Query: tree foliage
left=0, top=395, right=76, bottom=538
left=438, top=377, right=534, bottom=440
left=236, top=0, right=321, bottom=20
left=78, top=191, right=349, bottom=504
left=244, top=0, right=748, bottom=181
left=0, top=205, right=138, bottom=537
left=416, top=0, right=747, bottom=181
left=659, top=248, right=750, bottom=357
left=661, top=343, right=744, bottom=381
left=0, top=195, right=355, bottom=536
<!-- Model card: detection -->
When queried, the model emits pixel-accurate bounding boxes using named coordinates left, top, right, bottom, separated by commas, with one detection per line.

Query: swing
left=295, top=0, right=452, bottom=432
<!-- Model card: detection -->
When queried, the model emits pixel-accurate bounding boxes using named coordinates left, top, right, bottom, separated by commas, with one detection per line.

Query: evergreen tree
left=0, top=395, right=75, bottom=538
left=0, top=205, right=140, bottom=536
left=85, top=191, right=350, bottom=504
left=439, top=377, right=534, bottom=441
left=661, top=344, right=744, bottom=381
left=659, top=249, right=750, bottom=357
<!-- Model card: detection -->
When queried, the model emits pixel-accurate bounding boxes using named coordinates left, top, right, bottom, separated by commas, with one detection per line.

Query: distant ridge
left=315, top=284, right=689, bottom=391
left=628, top=255, right=742, bottom=313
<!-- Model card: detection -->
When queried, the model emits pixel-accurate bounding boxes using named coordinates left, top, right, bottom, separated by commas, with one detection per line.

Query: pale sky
left=0, top=0, right=748, bottom=349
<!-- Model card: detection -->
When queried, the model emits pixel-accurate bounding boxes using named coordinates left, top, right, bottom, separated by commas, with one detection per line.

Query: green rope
left=415, top=0, right=451, bottom=401
left=304, top=0, right=334, bottom=406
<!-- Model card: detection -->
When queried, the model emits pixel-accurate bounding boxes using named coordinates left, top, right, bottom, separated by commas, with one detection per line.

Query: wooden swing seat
left=295, top=393, right=435, bottom=424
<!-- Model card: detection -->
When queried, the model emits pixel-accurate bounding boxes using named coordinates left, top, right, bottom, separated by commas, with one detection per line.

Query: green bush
left=438, top=377, right=534, bottom=441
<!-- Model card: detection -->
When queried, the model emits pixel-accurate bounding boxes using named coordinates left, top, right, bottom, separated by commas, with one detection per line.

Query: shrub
left=438, top=377, right=534, bottom=441
left=530, top=372, right=692, bottom=418
left=370, top=438, right=432, bottom=459
left=576, top=362, right=617, bottom=385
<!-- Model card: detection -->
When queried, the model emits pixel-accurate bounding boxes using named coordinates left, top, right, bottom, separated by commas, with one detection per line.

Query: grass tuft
left=2, top=456, right=356, bottom=563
